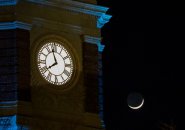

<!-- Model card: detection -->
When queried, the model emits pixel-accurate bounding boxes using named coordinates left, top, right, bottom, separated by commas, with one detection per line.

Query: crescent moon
left=128, top=98, right=144, bottom=110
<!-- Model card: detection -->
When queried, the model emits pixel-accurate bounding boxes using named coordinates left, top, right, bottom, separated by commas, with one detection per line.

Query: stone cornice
left=0, top=101, right=17, bottom=108
left=0, top=0, right=112, bottom=28
left=27, top=0, right=108, bottom=16
left=0, top=101, right=17, bottom=116
left=0, top=0, right=18, bottom=6
left=0, top=21, right=32, bottom=30
left=97, top=14, right=112, bottom=28
left=26, top=0, right=112, bottom=28
left=84, top=35, right=104, bottom=52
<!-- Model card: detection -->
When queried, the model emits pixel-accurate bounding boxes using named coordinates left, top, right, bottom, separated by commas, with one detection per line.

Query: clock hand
left=48, top=62, right=57, bottom=69
left=48, top=49, right=58, bottom=69
left=52, top=49, right=57, bottom=63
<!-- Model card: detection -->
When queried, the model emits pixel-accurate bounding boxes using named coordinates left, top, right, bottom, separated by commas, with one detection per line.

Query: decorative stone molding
left=0, top=101, right=17, bottom=116
left=27, top=0, right=107, bottom=16
left=26, top=0, right=111, bottom=28
left=84, top=35, right=104, bottom=52
left=97, top=14, right=112, bottom=28
left=0, top=101, right=17, bottom=109
left=73, top=0, right=97, bottom=4
left=0, top=21, right=32, bottom=30
left=0, top=0, right=18, bottom=6
left=1, top=0, right=111, bottom=30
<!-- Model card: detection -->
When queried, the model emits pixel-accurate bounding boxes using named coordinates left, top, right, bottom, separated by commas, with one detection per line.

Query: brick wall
left=0, top=29, right=30, bottom=102
left=83, top=42, right=99, bottom=113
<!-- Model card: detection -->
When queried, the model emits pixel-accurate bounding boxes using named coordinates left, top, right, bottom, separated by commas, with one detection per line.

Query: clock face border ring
left=31, top=34, right=81, bottom=92
left=37, top=42, right=74, bottom=85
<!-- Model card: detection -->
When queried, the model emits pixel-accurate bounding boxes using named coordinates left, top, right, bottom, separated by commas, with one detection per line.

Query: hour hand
left=48, top=62, right=57, bottom=69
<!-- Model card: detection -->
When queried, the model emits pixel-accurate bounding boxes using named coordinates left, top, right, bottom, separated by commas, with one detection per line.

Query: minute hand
left=52, top=49, right=57, bottom=63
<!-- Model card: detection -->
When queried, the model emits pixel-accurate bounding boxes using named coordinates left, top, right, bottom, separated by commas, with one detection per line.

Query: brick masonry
left=0, top=29, right=30, bottom=102
left=83, top=42, right=99, bottom=113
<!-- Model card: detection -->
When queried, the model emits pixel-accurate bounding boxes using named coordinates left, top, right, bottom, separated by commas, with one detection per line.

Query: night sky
left=97, top=1, right=185, bottom=130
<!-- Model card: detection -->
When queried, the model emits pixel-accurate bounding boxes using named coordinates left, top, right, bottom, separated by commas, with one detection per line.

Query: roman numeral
left=63, top=69, right=70, bottom=77
left=65, top=63, right=71, bottom=68
left=40, top=52, right=47, bottom=57
left=60, top=75, right=64, bottom=80
left=46, top=72, right=52, bottom=81
left=39, top=59, right=46, bottom=64
left=54, top=76, right=58, bottom=83
left=40, top=66, right=48, bottom=73
left=46, top=46, right=51, bottom=53
left=59, top=47, right=63, bottom=54
left=51, top=43, right=57, bottom=52
left=63, top=55, right=69, bottom=60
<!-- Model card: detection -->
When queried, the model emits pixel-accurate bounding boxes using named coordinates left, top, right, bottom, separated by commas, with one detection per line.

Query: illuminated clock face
left=37, top=42, right=73, bottom=85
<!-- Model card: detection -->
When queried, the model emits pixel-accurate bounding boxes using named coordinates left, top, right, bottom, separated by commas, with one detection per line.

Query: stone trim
left=27, top=0, right=108, bottom=16
left=84, top=35, right=105, bottom=52
left=0, top=0, right=18, bottom=6
left=0, top=21, right=32, bottom=30
left=26, top=0, right=112, bottom=28
left=97, top=14, right=112, bottom=28
left=0, top=101, right=17, bottom=108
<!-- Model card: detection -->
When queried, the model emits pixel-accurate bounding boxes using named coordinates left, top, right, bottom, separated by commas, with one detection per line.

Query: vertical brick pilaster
left=0, top=30, right=17, bottom=102
left=83, top=42, right=99, bottom=113
left=0, top=29, right=18, bottom=116
left=0, top=29, right=30, bottom=116
left=16, top=29, right=30, bottom=101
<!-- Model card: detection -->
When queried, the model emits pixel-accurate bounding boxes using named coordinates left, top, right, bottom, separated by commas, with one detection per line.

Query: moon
left=127, top=92, right=144, bottom=110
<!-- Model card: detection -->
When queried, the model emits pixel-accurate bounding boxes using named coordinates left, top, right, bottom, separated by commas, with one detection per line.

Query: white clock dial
left=37, top=42, right=73, bottom=85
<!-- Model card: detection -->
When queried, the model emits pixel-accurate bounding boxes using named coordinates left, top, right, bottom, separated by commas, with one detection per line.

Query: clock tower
left=0, top=0, right=111, bottom=129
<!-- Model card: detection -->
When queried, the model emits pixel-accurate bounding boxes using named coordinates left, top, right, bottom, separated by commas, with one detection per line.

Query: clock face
left=37, top=42, right=73, bottom=85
